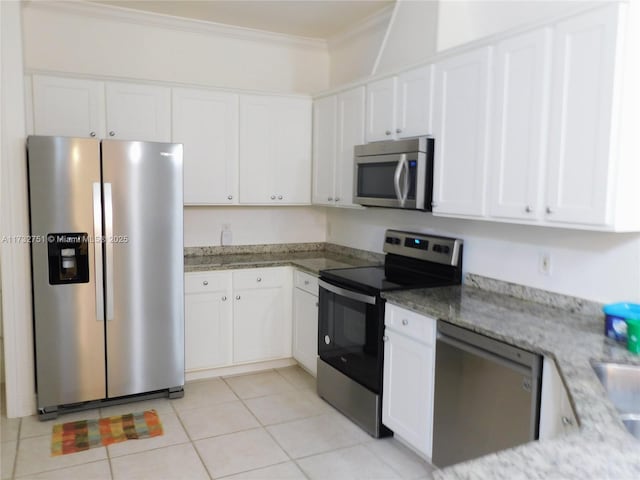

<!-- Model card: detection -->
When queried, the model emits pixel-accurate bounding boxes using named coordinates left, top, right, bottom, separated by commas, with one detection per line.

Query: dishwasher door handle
left=436, top=332, right=533, bottom=377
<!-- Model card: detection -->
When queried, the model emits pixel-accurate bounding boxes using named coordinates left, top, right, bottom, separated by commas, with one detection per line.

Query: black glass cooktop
left=320, top=265, right=452, bottom=294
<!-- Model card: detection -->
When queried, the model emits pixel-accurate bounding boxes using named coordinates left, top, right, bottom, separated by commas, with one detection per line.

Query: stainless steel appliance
left=353, top=137, right=434, bottom=210
left=432, top=321, right=542, bottom=467
left=27, top=135, right=184, bottom=419
left=317, top=230, right=463, bottom=437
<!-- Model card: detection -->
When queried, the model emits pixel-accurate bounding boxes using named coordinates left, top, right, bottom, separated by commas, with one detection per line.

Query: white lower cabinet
left=184, top=267, right=292, bottom=373
left=292, top=270, right=319, bottom=376
left=539, top=357, right=578, bottom=439
left=382, top=304, right=436, bottom=459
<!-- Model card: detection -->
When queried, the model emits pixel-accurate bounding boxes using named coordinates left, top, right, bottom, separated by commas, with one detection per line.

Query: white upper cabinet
left=396, top=65, right=433, bottom=139
left=105, top=82, right=171, bottom=142
left=312, top=86, right=365, bottom=208
left=432, top=46, right=492, bottom=217
left=312, top=95, right=337, bottom=206
left=545, top=5, right=621, bottom=226
left=365, top=76, right=397, bottom=142
left=239, top=95, right=312, bottom=204
left=173, top=88, right=239, bottom=205
left=32, top=75, right=106, bottom=138
left=489, top=28, right=552, bottom=221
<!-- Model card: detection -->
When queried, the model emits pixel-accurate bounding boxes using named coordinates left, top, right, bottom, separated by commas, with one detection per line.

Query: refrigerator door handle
left=93, top=183, right=104, bottom=321
left=104, top=182, right=115, bottom=321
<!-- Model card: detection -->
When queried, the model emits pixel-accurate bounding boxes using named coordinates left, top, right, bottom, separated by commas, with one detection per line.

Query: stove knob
left=442, top=246, right=451, bottom=254
left=433, top=244, right=442, bottom=253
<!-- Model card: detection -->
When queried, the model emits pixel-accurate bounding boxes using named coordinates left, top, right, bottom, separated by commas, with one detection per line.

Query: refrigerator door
left=101, top=140, right=184, bottom=398
left=27, top=136, right=106, bottom=410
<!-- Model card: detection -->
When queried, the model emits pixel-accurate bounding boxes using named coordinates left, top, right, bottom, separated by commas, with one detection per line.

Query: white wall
left=327, top=208, right=640, bottom=304
left=22, top=2, right=329, bottom=94
left=436, top=0, right=603, bottom=51
left=185, top=207, right=327, bottom=247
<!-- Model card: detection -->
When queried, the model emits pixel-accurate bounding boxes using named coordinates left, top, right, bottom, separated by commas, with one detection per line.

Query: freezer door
left=27, top=136, right=106, bottom=409
left=101, top=140, right=184, bottom=398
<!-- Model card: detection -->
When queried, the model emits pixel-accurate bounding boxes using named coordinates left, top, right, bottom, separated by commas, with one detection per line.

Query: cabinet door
left=293, top=288, right=318, bottom=376
left=173, top=88, right=239, bottom=205
left=382, top=330, right=434, bottom=457
left=232, top=268, right=292, bottom=363
left=366, top=77, right=397, bottom=142
left=184, top=273, right=232, bottom=371
left=335, top=87, right=365, bottom=208
left=105, top=82, right=171, bottom=142
left=312, top=95, right=337, bottom=206
left=396, top=65, right=433, bottom=139
left=274, top=98, right=312, bottom=204
left=489, top=29, right=551, bottom=221
left=32, top=75, right=105, bottom=138
left=432, top=47, right=492, bottom=217
left=545, top=5, right=621, bottom=226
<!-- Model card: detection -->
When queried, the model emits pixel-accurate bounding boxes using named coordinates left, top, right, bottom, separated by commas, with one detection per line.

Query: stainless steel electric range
left=316, top=230, right=463, bottom=437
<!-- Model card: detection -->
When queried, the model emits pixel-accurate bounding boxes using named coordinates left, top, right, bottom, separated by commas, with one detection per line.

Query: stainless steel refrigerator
left=27, top=136, right=184, bottom=419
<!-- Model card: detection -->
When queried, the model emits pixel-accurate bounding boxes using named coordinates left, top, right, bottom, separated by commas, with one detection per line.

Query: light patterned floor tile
left=20, top=409, right=101, bottom=439
left=107, top=411, right=189, bottom=458
left=1, top=414, right=21, bottom=443
left=111, top=443, right=208, bottom=480
left=297, top=444, right=401, bottom=480
left=267, top=411, right=369, bottom=459
left=224, top=371, right=296, bottom=399
left=1, top=440, right=17, bottom=480
left=195, top=428, right=288, bottom=478
left=178, top=400, right=259, bottom=440
left=276, top=365, right=316, bottom=390
left=172, top=378, right=237, bottom=413
left=244, top=388, right=329, bottom=426
left=15, top=460, right=111, bottom=479
left=14, top=434, right=107, bottom=478
left=220, top=461, right=306, bottom=479
left=365, top=438, right=435, bottom=479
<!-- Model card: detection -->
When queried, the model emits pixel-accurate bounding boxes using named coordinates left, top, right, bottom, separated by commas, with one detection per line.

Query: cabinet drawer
left=294, top=270, right=318, bottom=296
left=233, top=267, right=285, bottom=289
left=385, top=304, right=436, bottom=345
left=185, top=271, right=230, bottom=294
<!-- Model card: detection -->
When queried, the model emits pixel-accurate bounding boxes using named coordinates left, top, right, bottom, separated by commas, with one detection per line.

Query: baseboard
left=185, top=357, right=297, bottom=382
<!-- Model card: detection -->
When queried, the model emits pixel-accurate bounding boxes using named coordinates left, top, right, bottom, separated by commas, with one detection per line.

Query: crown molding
left=22, top=0, right=328, bottom=51
left=327, top=3, right=394, bottom=50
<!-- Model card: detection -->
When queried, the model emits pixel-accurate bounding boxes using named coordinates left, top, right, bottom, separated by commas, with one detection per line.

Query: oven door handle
left=319, top=279, right=377, bottom=305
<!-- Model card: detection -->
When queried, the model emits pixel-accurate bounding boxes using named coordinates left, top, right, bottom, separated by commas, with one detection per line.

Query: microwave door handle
left=400, top=154, right=409, bottom=206
left=393, top=156, right=404, bottom=205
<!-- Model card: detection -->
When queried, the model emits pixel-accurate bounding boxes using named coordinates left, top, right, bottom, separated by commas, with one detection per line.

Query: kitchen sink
left=591, top=362, right=640, bottom=439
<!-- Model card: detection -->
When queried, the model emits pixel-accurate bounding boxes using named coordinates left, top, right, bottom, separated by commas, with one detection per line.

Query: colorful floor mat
left=51, top=409, right=163, bottom=456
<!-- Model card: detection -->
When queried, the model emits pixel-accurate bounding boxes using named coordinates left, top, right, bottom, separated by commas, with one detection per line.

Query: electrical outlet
left=539, top=252, right=552, bottom=276
left=221, top=224, right=232, bottom=246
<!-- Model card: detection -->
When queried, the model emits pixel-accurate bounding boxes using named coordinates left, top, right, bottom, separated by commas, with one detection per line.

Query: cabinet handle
left=402, top=319, right=408, bottom=326
left=383, top=335, right=388, bottom=342
left=335, top=197, right=340, bottom=202
left=202, top=280, right=208, bottom=286
left=525, top=205, right=533, bottom=213
left=396, top=128, right=402, bottom=134
left=278, top=195, right=283, bottom=200
left=328, top=197, right=333, bottom=201
left=304, top=280, right=309, bottom=285
left=561, top=416, right=573, bottom=426
left=256, top=277, right=262, bottom=282
left=109, top=131, right=115, bottom=137
left=227, top=195, right=233, bottom=200
left=271, top=195, right=276, bottom=200
left=90, top=131, right=96, bottom=137
left=385, top=130, right=391, bottom=136
left=222, top=295, right=227, bottom=301
left=235, top=295, right=241, bottom=300
left=546, top=206, right=553, bottom=214
left=315, top=301, right=319, bottom=307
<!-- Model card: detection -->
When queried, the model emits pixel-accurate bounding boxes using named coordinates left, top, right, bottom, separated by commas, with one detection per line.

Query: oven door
left=317, top=279, right=384, bottom=393
left=354, top=152, right=427, bottom=210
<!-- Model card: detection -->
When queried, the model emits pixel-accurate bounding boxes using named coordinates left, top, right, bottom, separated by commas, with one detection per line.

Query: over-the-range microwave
left=353, top=136, right=434, bottom=211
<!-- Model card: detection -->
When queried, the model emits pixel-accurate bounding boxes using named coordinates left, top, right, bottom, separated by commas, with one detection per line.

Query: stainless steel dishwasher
left=432, top=321, right=541, bottom=468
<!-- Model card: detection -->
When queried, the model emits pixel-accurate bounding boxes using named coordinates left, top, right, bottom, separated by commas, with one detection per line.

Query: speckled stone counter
left=184, top=243, right=382, bottom=275
left=383, top=286, right=640, bottom=480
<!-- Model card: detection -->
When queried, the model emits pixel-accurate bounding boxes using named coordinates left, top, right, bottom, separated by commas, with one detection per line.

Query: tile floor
left=1, top=366, right=435, bottom=479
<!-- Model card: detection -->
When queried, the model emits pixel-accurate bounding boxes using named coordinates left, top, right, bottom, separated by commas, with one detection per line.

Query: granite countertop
left=383, top=285, right=640, bottom=480
left=184, top=250, right=380, bottom=275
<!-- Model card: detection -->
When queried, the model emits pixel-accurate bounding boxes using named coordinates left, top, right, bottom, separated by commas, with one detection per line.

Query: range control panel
left=383, top=230, right=462, bottom=266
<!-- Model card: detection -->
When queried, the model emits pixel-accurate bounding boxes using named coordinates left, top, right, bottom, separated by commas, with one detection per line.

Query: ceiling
left=91, top=0, right=396, bottom=39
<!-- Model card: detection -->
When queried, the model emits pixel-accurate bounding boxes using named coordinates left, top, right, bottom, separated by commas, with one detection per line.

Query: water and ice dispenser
left=47, top=233, right=90, bottom=284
